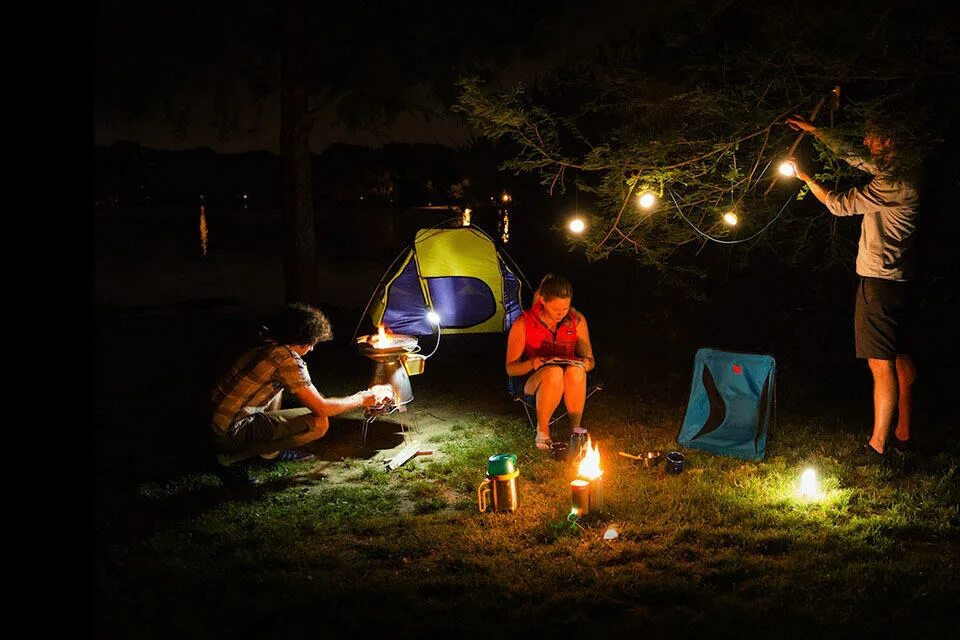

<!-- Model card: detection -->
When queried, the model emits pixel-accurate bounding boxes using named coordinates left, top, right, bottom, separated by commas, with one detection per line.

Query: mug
left=477, top=470, right=519, bottom=513
left=665, top=451, right=685, bottom=474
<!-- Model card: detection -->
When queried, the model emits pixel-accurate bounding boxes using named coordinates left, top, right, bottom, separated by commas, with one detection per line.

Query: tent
left=676, top=348, right=777, bottom=461
left=366, top=226, right=526, bottom=336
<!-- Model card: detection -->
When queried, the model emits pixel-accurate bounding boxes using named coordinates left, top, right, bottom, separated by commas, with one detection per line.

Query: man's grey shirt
left=824, top=155, right=919, bottom=282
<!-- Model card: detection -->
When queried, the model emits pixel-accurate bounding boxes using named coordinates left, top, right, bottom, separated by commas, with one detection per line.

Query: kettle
left=477, top=453, right=519, bottom=513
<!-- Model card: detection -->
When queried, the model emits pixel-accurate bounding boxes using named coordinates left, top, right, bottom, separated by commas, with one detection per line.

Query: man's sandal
left=535, top=434, right=553, bottom=450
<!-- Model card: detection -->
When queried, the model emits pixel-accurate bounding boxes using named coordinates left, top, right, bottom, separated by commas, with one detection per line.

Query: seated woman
left=505, top=274, right=596, bottom=449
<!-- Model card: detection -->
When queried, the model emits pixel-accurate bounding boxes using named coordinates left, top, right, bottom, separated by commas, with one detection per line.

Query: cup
left=550, top=441, right=569, bottom=461
left=569, top=429, right=589, bottom=459
left=665, top=451, right=685, bottom=474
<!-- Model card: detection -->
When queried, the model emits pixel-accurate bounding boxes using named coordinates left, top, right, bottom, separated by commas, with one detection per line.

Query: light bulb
left=779, top=161, right=796, bottom=177
left=426, top=311, right=441, bottom=325
left=568, top=218, right=585, bottom=234
left=723, top=212, right=738, bottom=226
left=638, top=192, right=657, bottom=209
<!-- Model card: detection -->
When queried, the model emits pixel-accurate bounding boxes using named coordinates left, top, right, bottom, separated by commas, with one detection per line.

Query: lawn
left=95, top=324, right=959, bottom=638
left=95, top=206, right=959, bottom=637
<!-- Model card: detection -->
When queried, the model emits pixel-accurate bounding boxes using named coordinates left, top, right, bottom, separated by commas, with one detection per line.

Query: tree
left=455, top=0, right=959, bottom=291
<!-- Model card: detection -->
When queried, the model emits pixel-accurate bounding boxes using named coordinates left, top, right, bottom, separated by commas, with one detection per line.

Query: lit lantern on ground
left=799, top=467, right=821, bottom=499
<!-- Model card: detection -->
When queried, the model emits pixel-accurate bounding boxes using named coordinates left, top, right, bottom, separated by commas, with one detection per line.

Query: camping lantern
left=799, top=467, right=821, bottom=499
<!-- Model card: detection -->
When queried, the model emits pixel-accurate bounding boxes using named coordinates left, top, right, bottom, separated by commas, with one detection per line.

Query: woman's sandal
left=535, top=434, right=553, bottom=450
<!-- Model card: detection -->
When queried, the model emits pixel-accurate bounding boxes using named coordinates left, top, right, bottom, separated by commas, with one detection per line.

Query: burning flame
left=576, top=436, right=603, bottom=480
left=372, top=324, right=395, bottom=348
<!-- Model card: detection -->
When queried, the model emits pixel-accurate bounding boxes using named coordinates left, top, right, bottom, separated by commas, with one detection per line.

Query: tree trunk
left=280, top=0, right=320, bottom=305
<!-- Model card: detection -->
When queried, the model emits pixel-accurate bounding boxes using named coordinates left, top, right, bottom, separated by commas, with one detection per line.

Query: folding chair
left=676, top=348, right=776, bottom=461
left=507, top=375, right=603, bottom=430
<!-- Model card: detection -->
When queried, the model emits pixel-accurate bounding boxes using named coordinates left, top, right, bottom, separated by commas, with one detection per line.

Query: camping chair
left=676, top=348, right=777, bottom=461
left=508, top=374, right=603, bottom=431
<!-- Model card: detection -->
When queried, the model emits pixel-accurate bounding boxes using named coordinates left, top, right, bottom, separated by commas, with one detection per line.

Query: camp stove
left=355, top=329, right=422, bottom=447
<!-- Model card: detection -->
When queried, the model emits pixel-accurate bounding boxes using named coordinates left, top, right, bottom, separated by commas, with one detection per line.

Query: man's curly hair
left=269, top=303, right=333, bottom=346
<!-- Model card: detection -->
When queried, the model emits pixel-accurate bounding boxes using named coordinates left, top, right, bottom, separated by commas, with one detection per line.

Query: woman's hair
left=536, top=273, right=573, bottom=301
left=267, top=303, right=333, bottom=346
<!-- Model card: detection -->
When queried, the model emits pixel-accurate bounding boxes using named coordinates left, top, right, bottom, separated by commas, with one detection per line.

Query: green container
left=487, top=453, right=517, bottom=477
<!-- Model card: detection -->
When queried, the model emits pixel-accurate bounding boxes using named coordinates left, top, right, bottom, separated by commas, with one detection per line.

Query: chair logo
left=732, top=365, right=743, bottom=375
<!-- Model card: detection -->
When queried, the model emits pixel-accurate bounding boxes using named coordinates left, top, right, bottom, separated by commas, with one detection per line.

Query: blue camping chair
left=508, top=374, right=603, bottom=431
left=677, top=348, right=776, bottom=461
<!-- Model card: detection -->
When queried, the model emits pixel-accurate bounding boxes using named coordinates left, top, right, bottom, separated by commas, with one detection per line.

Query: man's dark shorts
left=216, top=407, right=314, bottom=454
left=854, top=277, right=914, bottom=360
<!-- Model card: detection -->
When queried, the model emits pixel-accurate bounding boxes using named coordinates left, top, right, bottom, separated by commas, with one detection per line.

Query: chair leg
left=520, top=401, right=536, bottom=430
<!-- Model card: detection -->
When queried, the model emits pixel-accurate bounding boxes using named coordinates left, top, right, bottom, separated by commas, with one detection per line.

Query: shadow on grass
left=96, top=416, right=408, bottom=546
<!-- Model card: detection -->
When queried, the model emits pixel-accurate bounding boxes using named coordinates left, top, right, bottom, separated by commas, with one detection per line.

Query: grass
left=96, top=394, right=959, bottom=638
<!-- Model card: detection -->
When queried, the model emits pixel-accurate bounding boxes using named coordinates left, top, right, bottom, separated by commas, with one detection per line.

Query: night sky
left=94, top=0, right=641, bottom=153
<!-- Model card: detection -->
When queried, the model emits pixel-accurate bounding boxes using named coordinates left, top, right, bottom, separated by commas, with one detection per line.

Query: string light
left=568, top=217, right=586, bottom=234
left=667, top=186, right=795, bottom=245
left=778, top=161, right=796, bottom=177
left=723, top=211, right=738, bottom=226
left=638, top=191, right=657, bottom=209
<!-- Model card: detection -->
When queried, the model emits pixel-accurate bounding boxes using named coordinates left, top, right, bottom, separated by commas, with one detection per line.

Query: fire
left=374, top=324, right=394, bottom=347
left=576, top=436, right=603, bottom=480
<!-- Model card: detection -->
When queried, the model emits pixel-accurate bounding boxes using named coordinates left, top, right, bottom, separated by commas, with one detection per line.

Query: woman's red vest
left=523, top=301, right=579, bottom=359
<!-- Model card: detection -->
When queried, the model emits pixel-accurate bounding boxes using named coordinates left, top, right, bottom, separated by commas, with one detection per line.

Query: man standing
left=787, top=114, right=919, bottom=464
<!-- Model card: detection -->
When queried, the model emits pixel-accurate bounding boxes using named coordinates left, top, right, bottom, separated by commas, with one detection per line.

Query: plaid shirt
left=210, top=340, right=312, bottom=436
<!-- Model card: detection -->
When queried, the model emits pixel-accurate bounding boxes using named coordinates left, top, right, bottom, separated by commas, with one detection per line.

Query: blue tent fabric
left=501, top=264, right=522, bottom=329
left=381, top=257, right=431, bottom=335
left=677, top=348, right=776, bottom=461
left=427, top=276, right=496, bottom=328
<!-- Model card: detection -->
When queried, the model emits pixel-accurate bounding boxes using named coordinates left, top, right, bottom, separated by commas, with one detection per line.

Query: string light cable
left=666, top=180, right=798, bottom=245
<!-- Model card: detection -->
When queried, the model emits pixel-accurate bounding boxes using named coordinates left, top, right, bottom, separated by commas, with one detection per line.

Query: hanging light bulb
left=426, top=310, right=441, bottom=325
left=723, top=211, right=738, bottom=226
left=778, top=161, right=796, bottom=177
left=638, top=192, right=657, bottom=209
left=568, top=217, right=586, bottom=234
